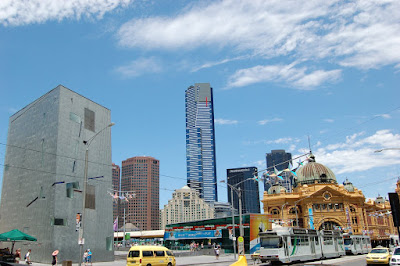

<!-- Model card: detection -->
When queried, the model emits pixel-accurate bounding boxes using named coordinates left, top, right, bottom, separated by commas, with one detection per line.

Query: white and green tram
left=258, top=227, right=345, bottom=264
left=343, top=233, right=372, bottom=254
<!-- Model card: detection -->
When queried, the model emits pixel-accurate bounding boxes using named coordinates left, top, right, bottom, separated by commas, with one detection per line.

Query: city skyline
left=1, top=0, right=400, bottom=209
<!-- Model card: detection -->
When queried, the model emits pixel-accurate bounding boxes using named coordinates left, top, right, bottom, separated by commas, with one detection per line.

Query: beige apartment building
left=161, top=185, right=214, bottom=229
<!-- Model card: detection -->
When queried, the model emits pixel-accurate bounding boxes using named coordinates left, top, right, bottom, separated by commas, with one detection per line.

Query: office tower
left=121, top=156, right=160, bottom=230
left=0, top=85, right=113, bottom=263
left=227, top=167, right=260, bottom=214
left=160, top=185, right=214, bottom=229
left=185, top=83, right=218, bottom=202
left=112, top=163, right=120, bottom=228
left=265, top=150, right=293, bottom=192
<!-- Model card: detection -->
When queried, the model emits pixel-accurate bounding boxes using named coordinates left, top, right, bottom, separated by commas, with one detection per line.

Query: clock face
left=323, top=192, right=331, bottom=200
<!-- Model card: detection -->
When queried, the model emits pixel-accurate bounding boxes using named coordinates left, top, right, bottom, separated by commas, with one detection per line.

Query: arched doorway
left=318, top=221, right=342, bottom=230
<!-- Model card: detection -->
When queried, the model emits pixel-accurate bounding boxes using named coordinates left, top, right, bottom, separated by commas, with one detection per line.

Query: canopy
left=0, top=229, right=37, bottom=242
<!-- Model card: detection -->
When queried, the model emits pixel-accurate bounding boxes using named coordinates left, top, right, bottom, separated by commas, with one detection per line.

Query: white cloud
left=226, top=63, right=341, bottom=90
left=114, top=57, right=162, bottom=78
left=375, top=114, right=391, bottom=119
left=258, top=118, right=283, bottom=125
left=324, top=119, right=334, bottom=123
left=313, top=130, right=400, bottom=174
left=214, top=118, right=238, bottom=125
left=117, top=0, right=400, bottom=70
left=0, top=0, right=133, bottom=26
left=244, top=137, right=300, bottom=145
left=191, top=56, right=247, bottom=72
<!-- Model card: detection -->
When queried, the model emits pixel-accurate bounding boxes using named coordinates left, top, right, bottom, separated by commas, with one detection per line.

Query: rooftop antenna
left=308, top=135, right=312, bottom=154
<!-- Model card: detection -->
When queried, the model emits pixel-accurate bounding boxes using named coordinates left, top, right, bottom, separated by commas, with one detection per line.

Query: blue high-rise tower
left=185, top=83, right=218, bottom=202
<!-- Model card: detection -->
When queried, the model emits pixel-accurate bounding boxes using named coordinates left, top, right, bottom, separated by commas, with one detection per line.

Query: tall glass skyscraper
left=185, top=83, right=218, bottom=202
left=265, top=150, right=293, bottom=192
left=227, top=167, right=260, bottom=214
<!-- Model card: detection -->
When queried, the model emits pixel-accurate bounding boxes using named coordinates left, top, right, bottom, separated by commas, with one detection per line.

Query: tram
left=258, top=227, right=344, bottom=264
left=343, top=233, right=371, bottom=254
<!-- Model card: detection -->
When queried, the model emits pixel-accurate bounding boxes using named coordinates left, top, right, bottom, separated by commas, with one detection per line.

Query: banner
left=308, top=208, right=314, bottom=229
left=164, top=229, right=222, bottom=240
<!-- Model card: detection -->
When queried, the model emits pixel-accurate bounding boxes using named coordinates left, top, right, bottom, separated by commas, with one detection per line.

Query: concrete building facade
left=160, top=186, right=214, bottom=229
left=0, top=85, right=114, bottom=263
left=120, top=156, right=160, bottom=231
left=112, top=163, right=120, bottom=227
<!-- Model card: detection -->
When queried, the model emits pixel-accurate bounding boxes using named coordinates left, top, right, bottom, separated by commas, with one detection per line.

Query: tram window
left=261, top=237, right=283, bottom=248
left=344, top=238, right=352, bottom=245
left=291, top=237, right=299, bottom=246
left=315, top=236, right=319, bottom=245
left=323, top=237, right=333, bottom=245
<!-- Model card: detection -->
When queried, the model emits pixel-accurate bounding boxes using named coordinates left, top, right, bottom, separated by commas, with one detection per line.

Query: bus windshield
left=344, top=239, right=352, bottom=245
left=260, top=236, right=283, bottom=248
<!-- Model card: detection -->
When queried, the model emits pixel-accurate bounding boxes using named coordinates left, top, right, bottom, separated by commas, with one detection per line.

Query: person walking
left=51, top=250, right=59, bottom=266
left=214, top=245, right=220, bottom=260
left=83, top=249, right=88, bottom=266
left=87, top=249, right=92, bottom=266
left=14, top=248, right=21, bottom=264
left=25, top=249, right=32, bottom=265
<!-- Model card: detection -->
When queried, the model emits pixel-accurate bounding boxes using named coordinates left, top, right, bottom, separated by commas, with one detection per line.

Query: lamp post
left=294, top=195, right=312, bottom=228
left=281, top=202, right=289, bottom=222
left=79, top=122, right=115, bottom=266
left=221, top=177, right=257, bottom=257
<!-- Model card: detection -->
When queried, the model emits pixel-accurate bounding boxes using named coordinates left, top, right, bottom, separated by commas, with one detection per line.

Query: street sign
left=78, top=238, right=85, bottom=245
left=238, top=236, right=245, bottom=255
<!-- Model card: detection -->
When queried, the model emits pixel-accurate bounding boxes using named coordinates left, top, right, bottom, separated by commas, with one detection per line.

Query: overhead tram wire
left=310, top=105, right=400, bottom=149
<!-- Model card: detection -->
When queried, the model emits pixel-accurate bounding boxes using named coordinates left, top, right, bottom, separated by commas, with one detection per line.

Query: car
left=366, top=247, right=391, bottom=265
left=390, top=247, right=400, bottom=266
left=126, top=245, right=176, bottom=266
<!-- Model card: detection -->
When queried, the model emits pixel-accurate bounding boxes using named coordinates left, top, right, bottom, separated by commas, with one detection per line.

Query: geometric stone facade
left=0, top=85, right=114, bottom=263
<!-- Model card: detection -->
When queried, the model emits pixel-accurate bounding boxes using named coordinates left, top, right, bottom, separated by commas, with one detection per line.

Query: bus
left=258, top=227, right=344, bottom=264
left=343, top=233, right=372, bottom=255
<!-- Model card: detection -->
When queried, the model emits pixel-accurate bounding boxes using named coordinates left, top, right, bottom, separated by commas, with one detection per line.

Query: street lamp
left=221, top=177, right=257, bottom=257
left=294, top=195, right=312, bottom=228
left=281, top=202, right=289, bottom=222
left=79, top=122, right=115, bottom=266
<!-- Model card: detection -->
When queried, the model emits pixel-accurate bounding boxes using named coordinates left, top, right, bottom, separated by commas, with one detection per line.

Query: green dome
left=296, top=154, right=337, bottom=185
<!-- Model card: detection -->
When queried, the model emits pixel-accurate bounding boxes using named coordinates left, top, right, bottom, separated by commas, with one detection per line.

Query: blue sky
left=1, top=0, right=400, bottom=209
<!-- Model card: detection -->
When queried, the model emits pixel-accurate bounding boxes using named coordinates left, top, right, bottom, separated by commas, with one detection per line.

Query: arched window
left=270, top=209, right=280, bottom=215
left=350, top=205, right=356, bottom=213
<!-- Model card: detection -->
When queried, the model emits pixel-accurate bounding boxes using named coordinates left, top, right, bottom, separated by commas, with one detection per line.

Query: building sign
left=164, top=229, right=222, bottom=240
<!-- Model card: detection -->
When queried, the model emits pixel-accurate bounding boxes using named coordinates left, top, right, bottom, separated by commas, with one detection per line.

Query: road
left=252, top=254, right=368, bottom=266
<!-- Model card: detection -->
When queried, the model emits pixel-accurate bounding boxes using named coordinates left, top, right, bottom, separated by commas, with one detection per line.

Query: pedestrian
left=14, top=248, right=21, bottom=264
left=83, top=249, right=88, bottom=266
left=51, top=250, right=59, bottom=266
left=24, top=249, right=32, bottom=265
left=214, top=245, right=220, bottom=260
left=87, top=249, right=92, bottom=266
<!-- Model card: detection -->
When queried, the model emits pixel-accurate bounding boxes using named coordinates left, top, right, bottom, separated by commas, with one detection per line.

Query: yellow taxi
left=126, top=245, right=176, bottom=266
left=366, top=247, right=391, bottom=265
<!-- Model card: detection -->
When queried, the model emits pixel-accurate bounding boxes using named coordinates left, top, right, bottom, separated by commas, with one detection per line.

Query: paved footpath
left=27, top=254, right=248, bottom=266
